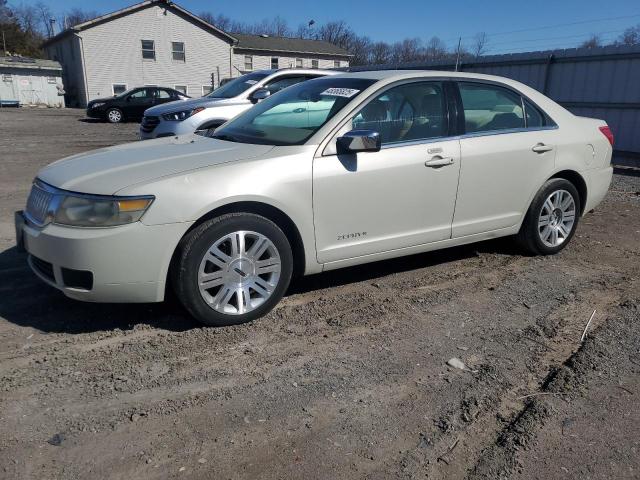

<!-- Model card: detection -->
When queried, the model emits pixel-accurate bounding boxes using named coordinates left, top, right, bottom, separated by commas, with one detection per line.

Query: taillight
left=599, top=126, right=614, bottom=147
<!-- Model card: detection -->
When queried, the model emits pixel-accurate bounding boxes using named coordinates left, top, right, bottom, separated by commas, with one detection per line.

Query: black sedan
left=86, top=87, right=190, bottom=123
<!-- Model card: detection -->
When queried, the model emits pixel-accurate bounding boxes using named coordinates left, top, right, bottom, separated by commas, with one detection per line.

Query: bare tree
left=471, top=32, right=488, bottom=57
left=425, top=36, right=447, bottom=60
left=391, top=38, right=423, bottom=63
left=580, top=34, right=601, bottom=49
left=62, top=8, right=99, bottom=29
left=619, top=24, right=640, bottom=45
left=369, top=41, right=392, bottom=64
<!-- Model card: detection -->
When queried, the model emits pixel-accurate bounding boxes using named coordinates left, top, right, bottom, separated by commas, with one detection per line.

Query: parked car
left=140, top=69, right=336, bottom=139
left=86, top=87, right=190, bottom=123
left=17, top=71, right=613, bottom=327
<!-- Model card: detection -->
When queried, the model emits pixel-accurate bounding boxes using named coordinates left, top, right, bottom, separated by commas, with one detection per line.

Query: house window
left=244, top=55, right=253, bottom=71
left=2, top=74, right=12, bottom=82
left=141, top=40, right=155, bottom=60
left=112, top=84, right=127, bottom=95
left=271, top=57, right=278, bottom=69
left=202, top=85, right=213, bottom=96
left=295, top=58, right=303, bottom=68
left=172, top=42, right=185, bottom=62
left=174, top=85, right=188, bottom=95
left=47, top=76, right=57, bottom=84
left=311, top=59, right=319, bottom=69
left=334, top=60, right=341, bottom=68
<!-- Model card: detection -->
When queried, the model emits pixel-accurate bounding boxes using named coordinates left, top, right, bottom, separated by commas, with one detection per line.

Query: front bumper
left=16, top=211, right=192, bottom=303
left=86, top=106, right=105, bottom=119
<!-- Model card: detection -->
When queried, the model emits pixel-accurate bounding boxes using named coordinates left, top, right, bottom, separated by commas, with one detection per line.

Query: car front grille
left=25, top=183, right=54, bottom=226
left=141, top=115, right=160, bottom=133
left=30, top=255, right=55, bottom=282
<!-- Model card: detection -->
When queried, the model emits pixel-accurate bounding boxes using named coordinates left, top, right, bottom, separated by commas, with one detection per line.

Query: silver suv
left=140, top=68, right=336, bottom=139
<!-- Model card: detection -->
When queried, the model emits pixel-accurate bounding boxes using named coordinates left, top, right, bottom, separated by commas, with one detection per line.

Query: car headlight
left=162, top=106, right=205, bottom=121
left=53, top=194, right=154, bottom=227
left=91, top=102, right=105, bottom=108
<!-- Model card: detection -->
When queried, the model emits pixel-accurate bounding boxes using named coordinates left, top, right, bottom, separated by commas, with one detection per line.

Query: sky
left=36, top=0, right=640, bottom=54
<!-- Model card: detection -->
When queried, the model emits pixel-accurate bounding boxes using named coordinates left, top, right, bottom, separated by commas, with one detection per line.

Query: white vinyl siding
left=74, top=5, right=233, bottom=105
left=232, top=53, right=349, bottom=73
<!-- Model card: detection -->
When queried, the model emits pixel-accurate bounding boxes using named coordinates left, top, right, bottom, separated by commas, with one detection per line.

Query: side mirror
left=250, top=88, right=270, bottom=104
left=336, top=130, right=381, bottom=154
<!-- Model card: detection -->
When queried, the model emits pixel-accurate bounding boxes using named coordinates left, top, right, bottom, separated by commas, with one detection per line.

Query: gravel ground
left=0, top=108, right=639, bottom=480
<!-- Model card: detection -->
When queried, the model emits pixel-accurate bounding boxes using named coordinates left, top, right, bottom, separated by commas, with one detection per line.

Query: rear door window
left=459, top=82, right=524, bottom=133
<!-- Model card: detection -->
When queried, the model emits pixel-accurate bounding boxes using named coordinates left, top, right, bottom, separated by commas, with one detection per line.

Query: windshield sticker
left=320, top=88, right=360, bottom=98
left=245, top=80, right=258, bottom=85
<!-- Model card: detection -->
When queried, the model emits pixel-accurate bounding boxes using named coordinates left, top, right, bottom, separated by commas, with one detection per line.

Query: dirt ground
left=0, top=108, right=639, bottom=480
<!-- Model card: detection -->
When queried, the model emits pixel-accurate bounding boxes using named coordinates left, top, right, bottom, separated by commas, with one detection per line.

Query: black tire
left=171, top=213, right=293, bottom=327
left=106, top=108, right=123, bottom=123
left=517, top=178, right=581, bottom=255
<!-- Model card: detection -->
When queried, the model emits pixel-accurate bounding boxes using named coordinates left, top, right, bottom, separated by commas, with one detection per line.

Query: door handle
left=532, top=143, right=554, bottom=153
left=425, top=156, right=454, bottom=168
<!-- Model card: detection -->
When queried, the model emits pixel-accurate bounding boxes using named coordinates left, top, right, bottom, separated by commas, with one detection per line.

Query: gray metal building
left=0, top=56, right=64, bottom=107
left=350, top=45, right=640, bottom=168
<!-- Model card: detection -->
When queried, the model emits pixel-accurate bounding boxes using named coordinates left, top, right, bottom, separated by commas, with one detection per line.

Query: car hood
left=145, top=96, right=245, bottom=115
left=37, top=135, right=274, bottom=195
left=88, top=96, right=116, bottom=105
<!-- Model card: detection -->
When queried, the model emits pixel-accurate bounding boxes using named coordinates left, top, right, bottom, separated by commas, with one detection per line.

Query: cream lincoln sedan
left=16, top=71, right=613, bottom=326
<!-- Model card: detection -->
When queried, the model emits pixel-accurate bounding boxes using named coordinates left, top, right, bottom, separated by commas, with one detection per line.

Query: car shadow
left=0, top=237, right=520, bottom=334
left=77, top=118, right=104, bottom=123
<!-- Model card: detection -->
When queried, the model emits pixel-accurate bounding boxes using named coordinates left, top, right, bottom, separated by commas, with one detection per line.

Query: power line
left=443, top=13, right=640, bottom=43
left=482, top=29, right=627, bottom=48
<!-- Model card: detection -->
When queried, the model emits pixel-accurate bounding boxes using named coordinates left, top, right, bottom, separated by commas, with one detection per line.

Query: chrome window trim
left=377, top=125, right=559, bottom=151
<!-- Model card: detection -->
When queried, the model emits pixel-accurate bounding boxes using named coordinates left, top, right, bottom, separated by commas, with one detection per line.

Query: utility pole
left=2, top=30, right=6, bottom=55
left=455, top=37, right=462, bottom=72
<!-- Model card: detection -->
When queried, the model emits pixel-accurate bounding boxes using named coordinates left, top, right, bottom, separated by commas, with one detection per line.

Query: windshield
left=206, top=72, right=269, bottom=99
left=211, top=77, right=376, bottom=146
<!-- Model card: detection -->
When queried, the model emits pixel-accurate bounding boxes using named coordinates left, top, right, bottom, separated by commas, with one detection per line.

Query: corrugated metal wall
left=350, top=45, right=640, bottom=168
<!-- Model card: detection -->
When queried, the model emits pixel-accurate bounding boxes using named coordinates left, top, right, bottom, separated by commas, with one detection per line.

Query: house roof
left=42, top=0, right=235, bottom=47
left=41, top=0, right=351, bottom=58
left=0, top=56, right=62, bottom=71
left=232, top=33, right=352, bottom=57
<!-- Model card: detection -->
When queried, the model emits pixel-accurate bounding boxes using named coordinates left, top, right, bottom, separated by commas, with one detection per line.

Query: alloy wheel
left=108, top=110, right=122, bottom=122
left=537, top=189, right=576, bottom=247
left=197, top=230, right=281, bottom=315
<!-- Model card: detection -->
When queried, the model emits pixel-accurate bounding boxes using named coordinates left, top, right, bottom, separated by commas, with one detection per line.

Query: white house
left=42, top=0, right=351, bottom=107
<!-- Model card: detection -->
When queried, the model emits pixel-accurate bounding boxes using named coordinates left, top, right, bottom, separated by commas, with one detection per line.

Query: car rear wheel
left=106, top=108, right=123, bottom=123
left=517, top=178, right=581, bottom=255
left=171, top=213, right=293, bottom=326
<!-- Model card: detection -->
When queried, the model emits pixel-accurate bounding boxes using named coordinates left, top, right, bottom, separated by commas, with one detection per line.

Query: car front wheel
left=106, top=108, right=123, bottom=123
left=518, top=178, right=581, bottom=255
left=171, top=213, right=293, bottom=326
